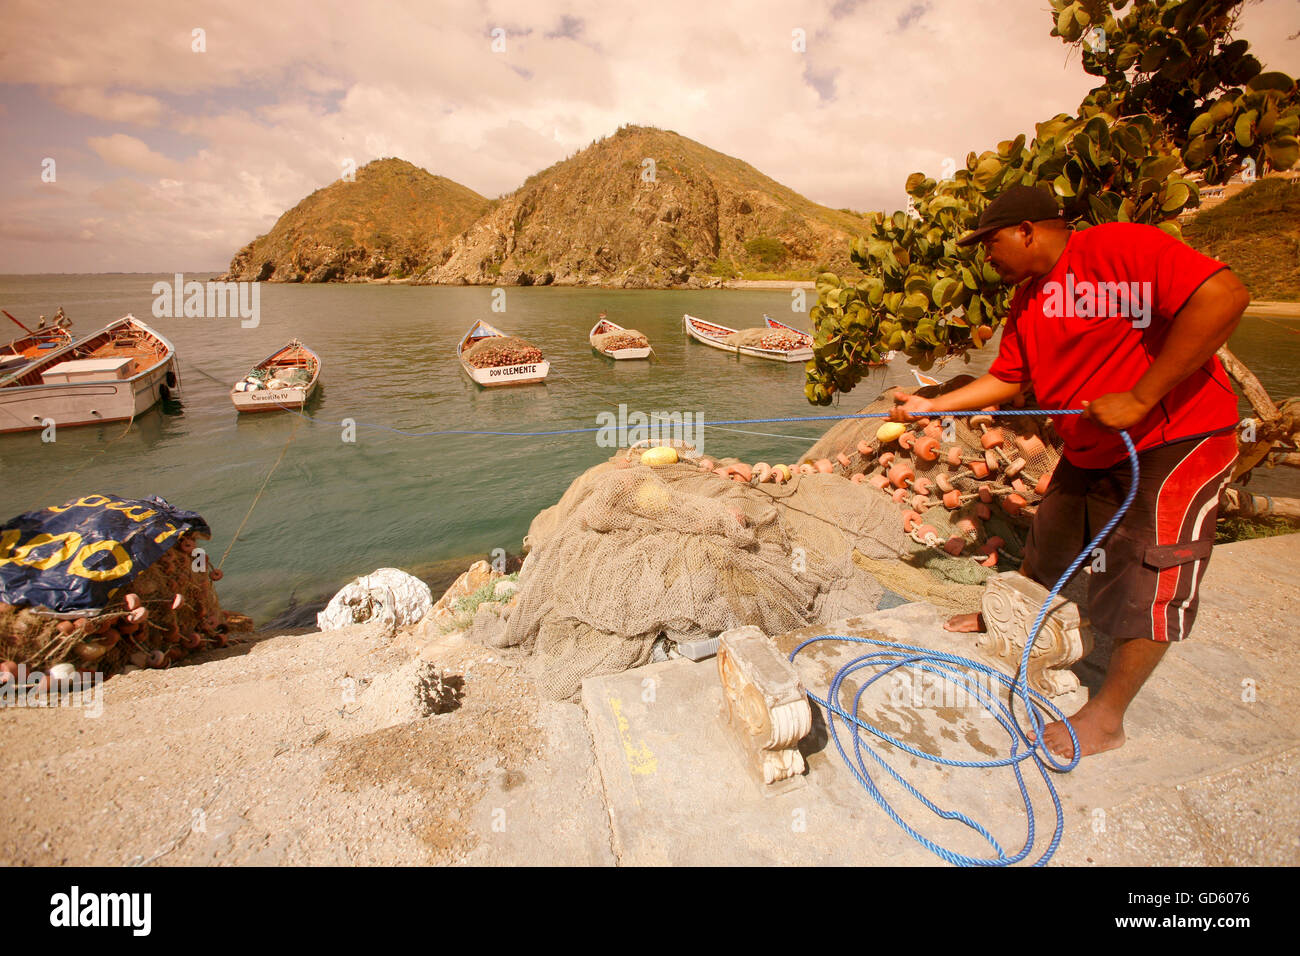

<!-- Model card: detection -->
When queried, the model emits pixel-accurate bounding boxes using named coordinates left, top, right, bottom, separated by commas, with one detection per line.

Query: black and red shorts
left=1025, top=429, right=1238, bottom=643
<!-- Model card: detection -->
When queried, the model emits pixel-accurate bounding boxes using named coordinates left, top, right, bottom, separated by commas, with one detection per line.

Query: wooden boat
left=230, top=340, right=321, bottom=413
left=0, top=315, right=180, bottom=433
left=0, top=328, right=74, bottom=377
left=589, top=317, right=651, bottom=360
left=458, top=320, right=549, bottom=386
left=683, top=314, right=813, bottom=363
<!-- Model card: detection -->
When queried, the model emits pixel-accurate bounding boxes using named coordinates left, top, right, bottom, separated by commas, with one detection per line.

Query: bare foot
left=1038, top=701, right=1126, bottom=760
left=944, top=612, right=985, bottom=633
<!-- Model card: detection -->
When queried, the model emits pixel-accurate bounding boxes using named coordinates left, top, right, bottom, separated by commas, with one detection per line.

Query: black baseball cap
left=956, top=185, right=1063, bottom=246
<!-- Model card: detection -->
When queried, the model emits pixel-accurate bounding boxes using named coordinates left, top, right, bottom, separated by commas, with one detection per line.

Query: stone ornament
left=717, top=625, right=812, bottom=784
left=977, top=571, right=1092, bottom=698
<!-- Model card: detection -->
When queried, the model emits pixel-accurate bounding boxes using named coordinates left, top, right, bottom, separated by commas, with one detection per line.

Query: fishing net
left=591, top=328, right=649, bottom=352
left=464, top=336, right=544, bottom=368
left=0, top=535, right=253, bottom=681
left=500, top=452, right=914, bottom=700
left=722, top=328, right=806, bottom=351
left=801, top=377, right=1065, bottom=597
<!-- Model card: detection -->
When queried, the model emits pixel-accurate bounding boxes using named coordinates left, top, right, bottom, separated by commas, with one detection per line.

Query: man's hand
left=1081, top=391, right=1153, bottom=431
left=890, top=391, right=938, bottom=422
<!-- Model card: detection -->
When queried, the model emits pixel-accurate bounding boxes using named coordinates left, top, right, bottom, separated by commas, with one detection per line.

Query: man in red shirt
left=890, top=185, right=1250, bottom=759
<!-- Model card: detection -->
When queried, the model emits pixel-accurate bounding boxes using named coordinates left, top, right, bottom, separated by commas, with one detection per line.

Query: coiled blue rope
left=789, top=409, right=1139, bottom=866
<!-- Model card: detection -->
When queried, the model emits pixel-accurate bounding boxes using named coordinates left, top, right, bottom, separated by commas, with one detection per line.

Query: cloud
left=86, top=133, right=182, bottom=176
left=0, top=0, right=1295, bottom=273
left=51, top=87, right=163, bottom=126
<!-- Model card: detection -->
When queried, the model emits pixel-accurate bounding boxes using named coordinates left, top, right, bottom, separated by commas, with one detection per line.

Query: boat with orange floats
left=684, top=313, right=813, bottom=363
left=0, top=314, right=180, bottom=434
left=762, top=314, right=896, bottom=368
left=458, top=319, right=550, bottom=386
left=589, top=315, right=652, bottom=360
left=1, top=309, right=74, bottom=377
left=230, top=339, right=321, bottom=413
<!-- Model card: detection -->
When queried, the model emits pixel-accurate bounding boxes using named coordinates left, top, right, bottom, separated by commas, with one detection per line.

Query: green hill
left=223, top=158, right=491, bottom=283
left=1184, top=178, right=1300, bottom=302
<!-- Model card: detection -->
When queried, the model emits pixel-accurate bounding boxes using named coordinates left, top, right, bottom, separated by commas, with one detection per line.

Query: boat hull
left=684, top=315, right=812, bottom=363
left=0, top=355, right=179, bottom=433
left=461, top=359, right=550, bottom=386
left=592, top=344, right=651, bottom=360
left=231, top=383, right=316, bottom=412
left=589, top=318, right=651, bottom=360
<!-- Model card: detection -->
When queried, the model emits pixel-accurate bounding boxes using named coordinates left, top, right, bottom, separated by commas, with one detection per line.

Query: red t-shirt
left=988, top=222, right=1239, bottom=468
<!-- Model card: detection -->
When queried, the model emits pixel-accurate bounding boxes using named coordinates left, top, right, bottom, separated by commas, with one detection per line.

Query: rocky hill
left=223, top=158, right=492, bottom=283
left=223, top=127, right=870, bottom=286
left=1183, top=177, right=1300, bottom=302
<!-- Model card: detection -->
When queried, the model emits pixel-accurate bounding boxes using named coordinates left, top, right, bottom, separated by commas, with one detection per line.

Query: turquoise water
left=1, top=274, right=1296, bottom=623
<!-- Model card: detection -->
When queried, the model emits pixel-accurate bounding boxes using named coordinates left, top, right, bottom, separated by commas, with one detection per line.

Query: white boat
left=0, top=315, right=180, bottom=434
left=589, top=316, right=651, bottom=360
left=230, top=340, right=321, bottom=413
left=683, top=314, right=813, bottom=363
left=762, top=314, right=897, bottom=368
left=0, top=321, right=74, bottom=378
left=458, top=320, right=549, bottom=386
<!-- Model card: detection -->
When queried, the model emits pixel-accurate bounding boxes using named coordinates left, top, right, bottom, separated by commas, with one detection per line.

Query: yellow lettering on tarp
left=153, top=523, right=181, bottom=545
left=0, top=529, right=21, bottom=564
left=104, top=501, right=157, bottom=522
left=7, top=531, right=84, bottom=571
left=68, top=540, right=132, bottom=582
left=49, top=494, right=112, bottom=514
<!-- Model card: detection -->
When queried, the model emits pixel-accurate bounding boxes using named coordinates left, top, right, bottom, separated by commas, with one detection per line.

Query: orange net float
left=935, top=473, right=955, bottom=493
left=975, top=501, right=992, bottom=520
left=698, top=457, right=715, bottom=472
left=984, top=450, right=1000, bottom=474
left=923, top=421, right=944, bottom=440
left=902, top=509, right=923, bottom=532
left=912, top=476, right=933, bottom=497
left=1002, top=493, right=1028, bottom=516
left=943, top=536, right=966, bottom=556
left=898, top=431, right=916, bottom=451
left=980, top=427, right=1004, bottom=450
left=947, top=446, right=964, bottom=467
left=836, top=452, right=853, bottom=470
left=850, top=473, right=866, bottom=484
left=857, top=439, right=874, bottom=457
left=798, top=463, right=818, bottom=476
left=955, top=516, right=980, bottom=536
left=1016, top=434, right=1046, bottom=458
left=914, top=524, right=939, bottom=544
left=879, top=452, right=896, bottom=468
left=978, top=551, right=999, bottom=568
left=1004, top=457, right=1027, bottom=479
left=978, top=484, right=994, bottom=503
left=943, top=489, right=962, bottom=510
left=969, top=459, right=990, bottom=479
left=911, top=494, right=931, bottom=513
left=814, top=458, right=833, bottom=474
left=868, top=473, right=889, bottom=489
left=1011, top=478, right=1028, bottom=495
left=891, top=488, right=909, bottom=504
left=1035, top=467, right=1055, bottom=496
left=913, top=436, right=940, bottom=461
left=888, top=462, right=915, bottom=488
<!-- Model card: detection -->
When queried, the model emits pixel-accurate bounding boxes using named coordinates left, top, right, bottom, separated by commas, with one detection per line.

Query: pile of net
left=464, top=336, right=544, bottom=368
left=1, top=495, right=253, bottom=685
left=723, top=328, right=807, bottom=351
left=496, top=449, right=912, bottom=700
left=591, top=328, right=649, bottom=352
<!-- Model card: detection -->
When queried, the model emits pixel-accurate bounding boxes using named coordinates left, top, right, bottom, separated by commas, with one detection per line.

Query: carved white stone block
left=717, top=626, right=812, bottom=784
left=977, top=571, right=1092, bottom=698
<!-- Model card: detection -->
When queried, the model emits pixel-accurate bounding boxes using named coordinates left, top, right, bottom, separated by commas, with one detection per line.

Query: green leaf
left=1247, top=72, right=1297, bottom=94
left=1235, top=110, right=1257, bottom=148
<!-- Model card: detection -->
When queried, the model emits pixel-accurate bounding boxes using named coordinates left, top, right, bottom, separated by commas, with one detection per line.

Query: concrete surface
left=581, top=533, right=1300, bottom=866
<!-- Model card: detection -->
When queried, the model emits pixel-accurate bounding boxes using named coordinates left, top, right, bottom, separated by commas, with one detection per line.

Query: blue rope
left=789, top=411, right=1139, bottom=866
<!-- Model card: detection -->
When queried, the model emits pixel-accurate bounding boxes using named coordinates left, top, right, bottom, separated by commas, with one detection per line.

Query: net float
left=956, top=517, right=979, bottom=535
left=898, top=431, right=916, bottom=451
left=165, top=648, right=186, bottom=664
left=923, top=422, right=944, bottom=440
left=127, top=606, right=147, bottom=624
left=171, top=593, right=184, bottom=610
left=868, top=474, right=889, bottom=490
left=0, top=671, right=12, bottom=688
left=183, top=632, right=202, bottom=650
left=943, top=489, right=962, bottom=510
left=713, top=466, right=731, bottom=478
left=56, top=620, right=77, bottom=636
left=911, top=495, right=931, bottom=513
left=978, top=484, right=994, bottom=503
left=730, top=463, right=754, bottom=482
left=879, top=452, right=896, bottom=468
left=980, top=428, right=1004, bottom=450
left=146, top=649, right=166, bottom=668
left=178, top=536, right=196, bottom=554
left=969, top=459, right=990, bottom=479
left=698, top=458, right=715, bottom=472
left=1035, top=467, right=1055, bottom=496
left=876, top=421, right=907, bottom=443
left=754, top=462, right=771, bottom=476
left=1004, top=457, right=1027, bottom=478
left=891, top=488, right=908, bottom=504
left=935, top=473, right=954, bottom=493
left=856, top=440, right=874, bottom=457
left=913, top=436, right=940, bottom=461
left=213, top=632, right=230, bottom=648
left=641, top=446, right=679, bottom=466
left=902, top=510, right=923, bottom=532
left=209, top=568, right=224, bottom=582
left=888, top=463, right=915, bottom=488
left=943, top=536, right=966, bottom=556
left=1012, top=478, right=1028, bottom=495
left=75, top=641, right=109, bottom=663
left=850, top=473, right=866, bottom=484
left=912, top=476, right=933, bottom=496
left=984, top=450, right=1000, bottom=473
left=915, top=524, right=939, bottom=544
left=1016, top=434, right=1046, bottom=458
left=1002, top=493, right=1027, bottom=516
left=125, top=593, right=142, bottom=611
left=948, top=446, right=964, bottom=467
left=982, top=536, right=1006, bottom=554
left=756, top=464, right=773, bottom=483
left=979, top=552, right=998, bottom=568
left=976, top=502, right=992, bottom=520
left=836, top=452, right=852, bottom=469
left=815, top=459, right=834, bottom=474
left=798, top=463, right=818, bottom=476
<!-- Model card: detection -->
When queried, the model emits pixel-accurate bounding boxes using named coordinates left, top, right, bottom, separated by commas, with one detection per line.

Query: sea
left=1, top=274, right=1296, bottom=624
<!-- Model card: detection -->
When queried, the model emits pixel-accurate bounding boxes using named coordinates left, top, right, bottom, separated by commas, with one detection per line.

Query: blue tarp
left=0, top=494, right=210, bottom=612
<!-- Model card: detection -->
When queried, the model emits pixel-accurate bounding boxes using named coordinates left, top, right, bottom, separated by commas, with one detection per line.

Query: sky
left=0, top=0, right=1296, bottom=273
